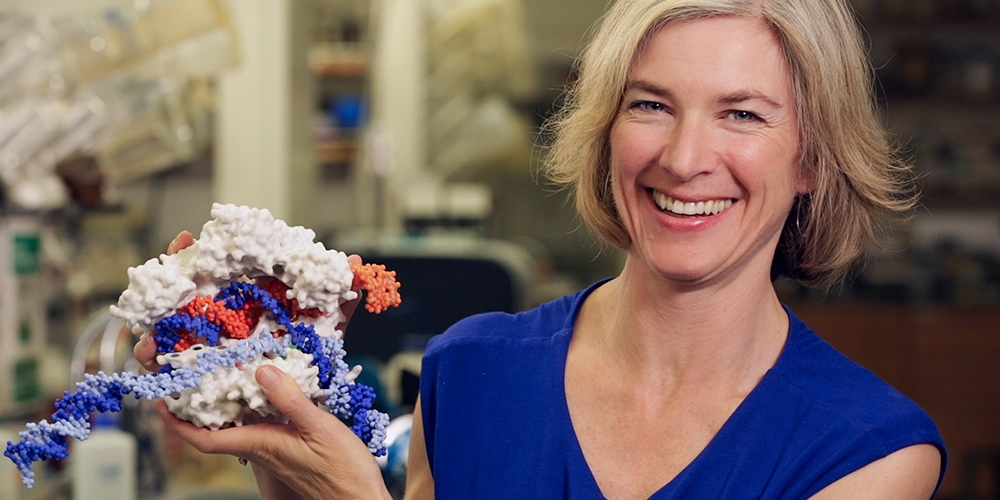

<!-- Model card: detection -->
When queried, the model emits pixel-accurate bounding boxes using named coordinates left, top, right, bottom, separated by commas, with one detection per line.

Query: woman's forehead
left=627, top=16, right=793, bottom=101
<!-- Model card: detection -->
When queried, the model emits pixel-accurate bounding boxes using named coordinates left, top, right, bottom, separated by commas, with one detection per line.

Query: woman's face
left=610, top=15, right=809, bottom=287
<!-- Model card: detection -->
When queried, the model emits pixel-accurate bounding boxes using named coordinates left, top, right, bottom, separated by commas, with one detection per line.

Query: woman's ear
left=796, top=163, right=817, bottom=195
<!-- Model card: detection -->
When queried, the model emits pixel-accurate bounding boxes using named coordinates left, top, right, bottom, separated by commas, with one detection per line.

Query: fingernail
left=257, top=366, right=280, bottom=390
left=137, top=333, right=149, bottom=348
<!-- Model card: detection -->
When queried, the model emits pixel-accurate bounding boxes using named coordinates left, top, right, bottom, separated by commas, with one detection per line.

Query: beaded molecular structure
left=5, top=203, right=401, bottom=488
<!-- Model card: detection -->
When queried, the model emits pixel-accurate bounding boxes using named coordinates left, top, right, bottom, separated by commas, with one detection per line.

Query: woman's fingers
left=155, top=368, right=348, bottom=463
left=347, top=254, right=362, bottom=267
left=155, top=400, right=217, bottom=451
left=155, top=400, right=285, bottom=462
left=252, top=367, right=369, bottom=462
left=255, top=366, right=330, bottom=430
left=337, top=254, right=365, bottom=332
left=337, top=297, right=362, bottom=332
left=133, top=334, right=161, bottom=372
left=167, top=230, right=194, bottom=255
left=153, top=371, right=390, bottom=498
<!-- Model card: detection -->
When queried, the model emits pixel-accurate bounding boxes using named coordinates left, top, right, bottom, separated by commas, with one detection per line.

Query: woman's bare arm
left=404, top=396, right=434, bottom=499
left=809, top=444, right=941, bottom=500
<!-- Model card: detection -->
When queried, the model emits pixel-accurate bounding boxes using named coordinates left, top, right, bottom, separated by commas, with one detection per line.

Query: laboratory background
left=0, top=0, right=996, bottom=499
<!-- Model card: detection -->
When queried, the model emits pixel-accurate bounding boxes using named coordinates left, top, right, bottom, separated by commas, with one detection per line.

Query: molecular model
left=5, top=203, right=401, bottom=488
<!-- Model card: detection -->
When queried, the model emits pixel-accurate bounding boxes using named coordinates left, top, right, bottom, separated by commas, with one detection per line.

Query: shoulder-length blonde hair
left=542, top=0, right=917, bottom=287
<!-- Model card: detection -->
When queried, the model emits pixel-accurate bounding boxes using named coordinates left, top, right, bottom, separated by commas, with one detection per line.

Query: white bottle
left=71, top=413, right=136, bottom=500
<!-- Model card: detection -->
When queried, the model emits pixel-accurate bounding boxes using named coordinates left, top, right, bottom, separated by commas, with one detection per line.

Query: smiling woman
left=415, top=0, right=943, bottom=498
left=128, top=1, right=944, bottom=499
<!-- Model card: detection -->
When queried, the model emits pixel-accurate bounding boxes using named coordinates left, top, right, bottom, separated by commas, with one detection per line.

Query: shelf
left=854, top=2, right=1000, bottom=29
left=309, top=45, right=368, bottom=78
left=881, top=95, right=1000, bottom=112
left=315, top=139, right=358, bottom=164
left=919, top=182, right=1000, bottom=208
left=865, top=19, right=1000, bottom=31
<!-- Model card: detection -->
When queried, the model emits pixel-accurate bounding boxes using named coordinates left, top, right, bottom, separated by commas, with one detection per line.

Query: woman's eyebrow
left=622, top=79, right=675, bottom=100
left=717, top=90, right=782, bottom=109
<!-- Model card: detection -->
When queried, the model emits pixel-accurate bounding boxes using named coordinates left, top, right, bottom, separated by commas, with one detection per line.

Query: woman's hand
left=156, top=365, right=391, bottom=499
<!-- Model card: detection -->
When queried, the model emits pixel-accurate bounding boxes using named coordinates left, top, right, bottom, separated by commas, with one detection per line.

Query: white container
left=71, top=415, right=136, bottom=500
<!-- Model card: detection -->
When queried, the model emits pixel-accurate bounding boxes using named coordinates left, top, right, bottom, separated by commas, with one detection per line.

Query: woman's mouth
left=651, top=190, right=734, bottom=216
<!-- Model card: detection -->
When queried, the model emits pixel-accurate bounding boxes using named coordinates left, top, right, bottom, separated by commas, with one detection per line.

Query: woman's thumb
left=256, top=365, right=324, bottom=425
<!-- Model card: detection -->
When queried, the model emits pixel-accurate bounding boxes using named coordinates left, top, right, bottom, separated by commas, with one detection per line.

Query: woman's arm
left=404, top=396, right=434, bottom=500
left=809, top=444, right=942, bottom=499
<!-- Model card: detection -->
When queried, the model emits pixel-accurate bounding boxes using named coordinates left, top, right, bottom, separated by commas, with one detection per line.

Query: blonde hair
left=541, top=0, right=917, bottom=287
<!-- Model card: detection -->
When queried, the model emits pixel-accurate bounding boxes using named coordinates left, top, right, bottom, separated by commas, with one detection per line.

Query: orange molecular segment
left=174, top=334, right=196, bottom=352
left=350, top=263, right=402, bottom=314
left=179, top=295, right=259, bottom=339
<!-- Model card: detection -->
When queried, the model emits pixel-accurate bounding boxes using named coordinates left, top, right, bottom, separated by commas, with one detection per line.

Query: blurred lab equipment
left=364, top=0, right=534, bottom=231
left=0, top=0, right=237, bottom=211
left=332, top=231, right=536, bottom=413
left=0, top=215, right=46, bottom=419
left=334, top=231, right=533, bottom=363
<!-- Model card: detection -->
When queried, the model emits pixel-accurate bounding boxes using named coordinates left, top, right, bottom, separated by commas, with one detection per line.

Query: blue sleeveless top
left=419, top=282, right=946, bottom=499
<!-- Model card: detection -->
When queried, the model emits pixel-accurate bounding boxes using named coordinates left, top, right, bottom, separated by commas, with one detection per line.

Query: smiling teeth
left=652, top=192, right=733, bottom=216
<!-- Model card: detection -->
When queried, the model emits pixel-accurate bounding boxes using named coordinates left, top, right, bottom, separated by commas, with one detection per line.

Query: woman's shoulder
left=717, top=306, right=948, bottom=497
left=772, top=306, right=944, bottom=455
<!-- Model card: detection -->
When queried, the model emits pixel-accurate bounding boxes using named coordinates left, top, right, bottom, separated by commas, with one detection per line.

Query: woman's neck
left=575, top=258, right=789, bottom=396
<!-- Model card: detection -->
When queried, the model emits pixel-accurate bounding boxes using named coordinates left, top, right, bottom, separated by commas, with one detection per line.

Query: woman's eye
left=728, top=110, right=760, bottom=122
left=633, top=101, right=665, bottom=112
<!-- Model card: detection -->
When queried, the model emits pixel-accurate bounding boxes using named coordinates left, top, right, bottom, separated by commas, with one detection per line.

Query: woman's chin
left=641, top=260, right=721, bottom=288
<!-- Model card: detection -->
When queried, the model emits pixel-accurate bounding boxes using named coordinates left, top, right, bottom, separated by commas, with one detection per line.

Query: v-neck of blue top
left=420, top=281, right=946, bottom=499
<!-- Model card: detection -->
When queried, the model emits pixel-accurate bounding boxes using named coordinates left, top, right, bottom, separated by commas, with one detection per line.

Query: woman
left=138, top=0, right=946, bottom=498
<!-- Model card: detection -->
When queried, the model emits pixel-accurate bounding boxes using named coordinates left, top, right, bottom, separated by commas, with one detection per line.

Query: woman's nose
left=659, top=116, right=715, bottom=182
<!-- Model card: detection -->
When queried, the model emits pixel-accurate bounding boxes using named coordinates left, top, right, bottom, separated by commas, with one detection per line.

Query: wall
left=0, top=0, right=132, bottom=15
left=523, top=0, right=608, bottom=62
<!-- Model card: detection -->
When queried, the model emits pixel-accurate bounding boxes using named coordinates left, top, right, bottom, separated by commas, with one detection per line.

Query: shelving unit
left=309, top=0, right=372, bottom=184
left=839, top=7, right=1000, bottom=498
left=851, top=0, right=1000, bottom=207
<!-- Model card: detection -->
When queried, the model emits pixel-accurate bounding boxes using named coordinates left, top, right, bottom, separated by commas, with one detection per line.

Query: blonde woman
left=140, top=0, right=945, bottom=498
